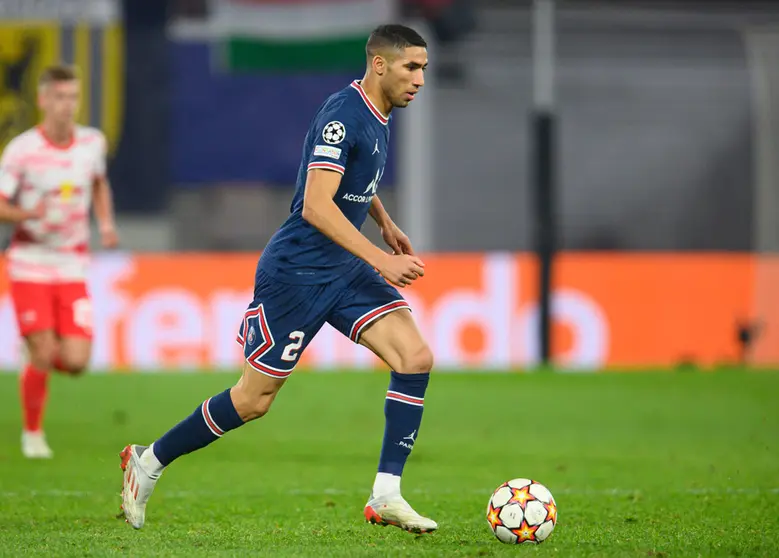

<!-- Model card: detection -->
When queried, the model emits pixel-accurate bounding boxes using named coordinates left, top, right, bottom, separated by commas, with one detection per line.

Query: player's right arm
left=0, top=140, right=44, bottom=224
left=302, top=169, right=424, bottom=287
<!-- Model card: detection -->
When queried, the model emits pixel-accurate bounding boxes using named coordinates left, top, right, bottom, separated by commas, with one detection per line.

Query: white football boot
left=364, top=493, right=438, bottom=534
left=21, top=431, right=53, bottom=459
left=119, top=444, right=160, bottom=529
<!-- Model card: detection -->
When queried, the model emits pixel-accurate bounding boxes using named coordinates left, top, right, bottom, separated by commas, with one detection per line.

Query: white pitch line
left=1, top=487, right=778, bottom=499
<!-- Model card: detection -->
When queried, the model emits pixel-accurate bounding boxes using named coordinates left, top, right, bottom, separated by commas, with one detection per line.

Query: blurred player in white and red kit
left=0, top=66, right=118, bottom=458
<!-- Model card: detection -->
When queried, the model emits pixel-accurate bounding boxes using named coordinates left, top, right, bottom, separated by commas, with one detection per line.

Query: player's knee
left=27, top=339, right=57, bottom=371
left=397, top=344, right=434, bottom=375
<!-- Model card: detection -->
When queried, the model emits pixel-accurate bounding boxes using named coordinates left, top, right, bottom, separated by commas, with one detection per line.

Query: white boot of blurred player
left=21, top=431, right=53, bottom=459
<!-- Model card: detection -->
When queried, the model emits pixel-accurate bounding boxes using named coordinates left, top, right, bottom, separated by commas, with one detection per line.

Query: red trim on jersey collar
left=350, top=80, right=389, bottom=125
left=37, top=125, right=75, bottom=150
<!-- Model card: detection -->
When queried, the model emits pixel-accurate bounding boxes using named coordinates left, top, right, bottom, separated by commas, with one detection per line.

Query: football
left=486, top=478, right=558, bottom=544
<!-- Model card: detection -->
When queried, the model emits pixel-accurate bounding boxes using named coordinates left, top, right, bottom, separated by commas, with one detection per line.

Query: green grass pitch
left=0, top=369, right=777, bottom=557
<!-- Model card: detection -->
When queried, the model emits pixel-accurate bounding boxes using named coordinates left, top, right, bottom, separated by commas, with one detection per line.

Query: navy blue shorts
left=236, top=265, right=408, bottom=379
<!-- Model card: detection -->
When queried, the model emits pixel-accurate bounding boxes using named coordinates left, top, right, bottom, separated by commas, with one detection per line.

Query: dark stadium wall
left=110, top=1, right=171, bottom=214
left=168, top=41, right=398, bottom=187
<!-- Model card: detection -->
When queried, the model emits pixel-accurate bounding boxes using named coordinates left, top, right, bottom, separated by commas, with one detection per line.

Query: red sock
left=20, top=365, right=49, bottom=433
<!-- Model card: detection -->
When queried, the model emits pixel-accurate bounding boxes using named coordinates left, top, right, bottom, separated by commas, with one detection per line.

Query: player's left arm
left=91, top=133, right=118, bottom=248
left=369, top=195, right=415, bottom=255
left=92, top=175, right=118, bottom=248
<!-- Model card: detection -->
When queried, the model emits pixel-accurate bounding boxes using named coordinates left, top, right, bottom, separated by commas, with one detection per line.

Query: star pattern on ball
left=510, top=486, right=534, bottom=507
left=488, top=480, right=557, bottom=546
left=486, top=504, right=502, bottom=531
left=545, top=500, right=558, bottom=524
left=513, top=520, right=539, bottom=543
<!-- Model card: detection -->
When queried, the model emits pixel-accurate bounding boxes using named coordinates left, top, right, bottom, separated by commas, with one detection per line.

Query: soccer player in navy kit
left=120, top=25, right=437, bottom=534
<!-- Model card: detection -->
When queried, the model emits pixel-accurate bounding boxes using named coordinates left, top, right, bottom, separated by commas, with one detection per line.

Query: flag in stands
left=212, top=0, right=395, bottom=72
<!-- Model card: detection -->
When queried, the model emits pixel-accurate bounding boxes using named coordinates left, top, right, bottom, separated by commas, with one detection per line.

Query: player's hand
left=377, top=253, right=425, bottom=288
left=381, top=221, right=415, bottom=255
left=100, top=226, right=119, bottom=249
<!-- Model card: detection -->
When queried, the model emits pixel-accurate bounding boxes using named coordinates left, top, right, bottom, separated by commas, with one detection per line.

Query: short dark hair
left=366, top=24, right=427, bottom=58
left=39, top=65, right=79, bottom=87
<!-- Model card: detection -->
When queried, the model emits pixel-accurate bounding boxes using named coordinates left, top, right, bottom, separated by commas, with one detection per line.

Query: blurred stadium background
left=0, top=0, right=778, bottom=373
left=2, top=3, right=779, bottom=556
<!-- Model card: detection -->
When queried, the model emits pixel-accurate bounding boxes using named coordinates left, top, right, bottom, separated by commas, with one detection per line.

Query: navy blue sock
left=378, top=371, right=431, bottom=476
left=152, top=388, right=244, bottom=466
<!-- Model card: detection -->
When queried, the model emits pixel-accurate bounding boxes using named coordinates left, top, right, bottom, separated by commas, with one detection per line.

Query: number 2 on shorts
left=281, top=331, right=305, bottom=362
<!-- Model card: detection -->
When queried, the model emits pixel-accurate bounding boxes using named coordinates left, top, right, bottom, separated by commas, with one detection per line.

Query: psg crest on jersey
left=322, top=121, right=346, bottom=145
left=247, top=326, right=256, bottom=347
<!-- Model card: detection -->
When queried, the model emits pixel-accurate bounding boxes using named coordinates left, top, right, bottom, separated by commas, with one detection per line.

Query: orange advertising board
left=0, top=253, right=776, bottom=370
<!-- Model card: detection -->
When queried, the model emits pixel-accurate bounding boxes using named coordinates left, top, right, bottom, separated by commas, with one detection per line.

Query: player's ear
left=372, top=54, right=387, bottom=76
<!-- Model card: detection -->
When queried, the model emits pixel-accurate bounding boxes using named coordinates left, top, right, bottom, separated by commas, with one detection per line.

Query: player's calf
left=230, top=362, right=286, bottom=421
left=135, top=361, right=282, bottom=468
left=148, top=386, right=246, bottom=467
left=20, top=331, right=55, bottom=457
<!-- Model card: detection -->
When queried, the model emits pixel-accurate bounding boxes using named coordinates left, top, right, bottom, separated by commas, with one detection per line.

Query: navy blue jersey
left=259, top=80, right=391, bottom=285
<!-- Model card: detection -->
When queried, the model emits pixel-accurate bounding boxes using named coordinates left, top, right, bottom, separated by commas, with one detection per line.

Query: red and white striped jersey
left=0, top=125, right=106, bottom=283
